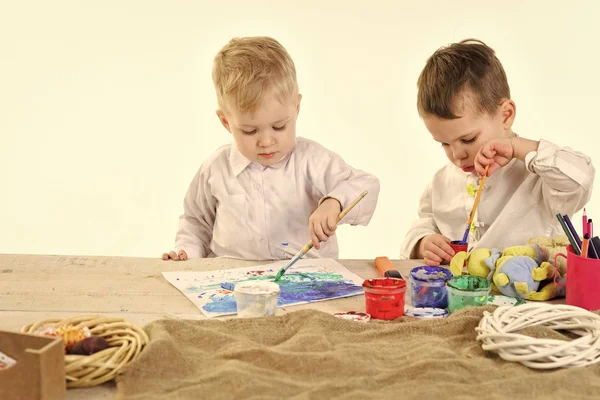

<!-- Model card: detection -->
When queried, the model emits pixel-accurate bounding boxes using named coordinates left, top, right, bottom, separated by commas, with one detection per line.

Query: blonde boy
left=400, top=39, right=594, bottom=266
left=163, top=37, right=379, bottom=261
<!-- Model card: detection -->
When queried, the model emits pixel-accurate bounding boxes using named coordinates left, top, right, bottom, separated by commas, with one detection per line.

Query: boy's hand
left=162, top=250, right=188, bottom=261
left=309, top=198, right=342, bottom=249
left=474, top=138, right=515, bottom=177
left=418, top=234, right=455, bottom=266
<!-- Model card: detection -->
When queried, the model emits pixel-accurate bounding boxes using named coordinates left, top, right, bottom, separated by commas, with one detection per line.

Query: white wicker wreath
left=476, top=303, right=600, bottom=369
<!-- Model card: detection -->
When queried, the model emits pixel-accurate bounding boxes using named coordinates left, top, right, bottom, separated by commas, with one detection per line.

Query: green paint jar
left=446, top=275, right=490, bottom=312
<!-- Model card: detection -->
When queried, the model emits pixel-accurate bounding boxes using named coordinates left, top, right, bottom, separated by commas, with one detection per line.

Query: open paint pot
left=449, top=240, right=468, bottom=254
left=409, top=266, right=452, bottom=309
left=233, top=281, right=280, bottom=318
left=362, top=278, right=406, bottom=320
left=446, top=275, right=491, bottom=312
left=333, top=311, right=371, bottom=322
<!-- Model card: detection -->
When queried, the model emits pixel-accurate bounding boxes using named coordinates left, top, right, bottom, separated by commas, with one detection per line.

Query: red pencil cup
left=554, top=245, right=600, bottom=311
left=449, top=240, right=468, bottom=254
left=362, top=278, right=406, bottom=320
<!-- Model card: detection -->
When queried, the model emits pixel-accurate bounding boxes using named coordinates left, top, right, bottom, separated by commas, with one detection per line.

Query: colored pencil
left=556, top=213, right=581, bottom=255
left=583, top=208, right=588, bottom=236
left=274, top=190, right=368, bottom=281
left=588, top=238, right=599, bottom=259
left=563, top=214, right=582, bottom=248
left=591, top=237, right=600, bottom=260
left=589, top=218, right=593, bottom=237
left=582, top=234, right=590, bottom=259
left=461, top=165, right=489, bottom=243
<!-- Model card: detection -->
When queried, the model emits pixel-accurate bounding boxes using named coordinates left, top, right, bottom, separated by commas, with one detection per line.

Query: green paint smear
left=447, top=275, right=490, bottom=291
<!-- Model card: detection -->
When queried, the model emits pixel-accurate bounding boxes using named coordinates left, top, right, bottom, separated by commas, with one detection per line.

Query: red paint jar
left=362, top=278, right=407, bottom=320
left=449, top=240, right=468, bottom=254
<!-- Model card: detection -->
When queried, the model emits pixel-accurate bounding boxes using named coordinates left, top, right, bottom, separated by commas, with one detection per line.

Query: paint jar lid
left=487, top=295, right=525, bottom=306
left=333, top=311, right=371, bottom=322
left=405, top=307, right=449, bottom=319
left=233, top=281, right=280, bottom=296
left=362, top=277, right=406, bottom=292
left=447, top=275, right=490, bottom=291
left=410, top=266, right=452, bottom=284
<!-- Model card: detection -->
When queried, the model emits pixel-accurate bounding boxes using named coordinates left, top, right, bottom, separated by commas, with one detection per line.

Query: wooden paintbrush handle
left=337, top=190, right=368, bottom=222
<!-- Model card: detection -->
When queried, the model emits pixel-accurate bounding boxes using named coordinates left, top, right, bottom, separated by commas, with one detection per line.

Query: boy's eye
left=242, top=129, right=257, bottom=135
left=462, top=136, right=477, bottom=144
left=273, top=125, right=287, bottom=131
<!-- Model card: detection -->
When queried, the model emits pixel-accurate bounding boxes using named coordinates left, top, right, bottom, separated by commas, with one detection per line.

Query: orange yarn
left=55, top=325, right=88, bottom=349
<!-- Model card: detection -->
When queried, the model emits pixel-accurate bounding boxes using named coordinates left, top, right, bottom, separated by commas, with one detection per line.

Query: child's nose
left=258, top=133, right=275, bottom=147
left=452, top=146, right=468, bottom=160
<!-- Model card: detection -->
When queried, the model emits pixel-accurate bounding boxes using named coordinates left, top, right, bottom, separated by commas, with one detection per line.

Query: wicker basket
left=21, top=315, right=149, bottom=388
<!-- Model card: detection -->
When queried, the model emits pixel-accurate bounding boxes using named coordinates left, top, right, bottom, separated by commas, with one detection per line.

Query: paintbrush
left=274, top=190, right=368, bottom=281
left=461, top=165, right=489, bottom=243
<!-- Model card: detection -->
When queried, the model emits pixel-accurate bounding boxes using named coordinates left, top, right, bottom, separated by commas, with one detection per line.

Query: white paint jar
left=233, top=281, right=280, bottom=318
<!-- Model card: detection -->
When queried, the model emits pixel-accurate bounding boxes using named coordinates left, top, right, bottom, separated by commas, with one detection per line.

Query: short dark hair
left=417, top=39, right=511, bottom=119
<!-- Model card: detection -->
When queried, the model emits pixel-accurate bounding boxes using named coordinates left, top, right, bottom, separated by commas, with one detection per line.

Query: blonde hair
left=212, top=36, right=298, bottom=114
left=417, top=39, right=510, bottom=119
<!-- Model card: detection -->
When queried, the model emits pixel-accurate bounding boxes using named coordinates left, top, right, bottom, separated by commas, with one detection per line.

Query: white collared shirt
left=400, top=139, right=595, bottom=258
left=173, top=137, right=380, bottom=260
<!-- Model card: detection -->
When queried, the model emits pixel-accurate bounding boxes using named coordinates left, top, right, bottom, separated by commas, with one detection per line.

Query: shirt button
left=254, top=183, right=260, bottom=190
left=260, top=237, right=264, bottom=243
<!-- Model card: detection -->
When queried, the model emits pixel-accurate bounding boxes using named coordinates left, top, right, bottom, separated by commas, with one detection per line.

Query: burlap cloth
left=116, top=306, right=600, bottom=399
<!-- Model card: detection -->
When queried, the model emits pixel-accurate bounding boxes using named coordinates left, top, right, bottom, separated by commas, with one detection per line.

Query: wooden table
left=0, top=254, right=423, bottom=399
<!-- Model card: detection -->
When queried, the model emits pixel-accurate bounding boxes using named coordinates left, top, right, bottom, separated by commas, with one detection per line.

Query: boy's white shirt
left=400, top=139, right=595, bottom=258
left=174, top=137, right=380, bottom=260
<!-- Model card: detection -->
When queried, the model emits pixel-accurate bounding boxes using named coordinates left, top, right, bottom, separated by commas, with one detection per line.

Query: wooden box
left=0, top=330, right=65, bottom=400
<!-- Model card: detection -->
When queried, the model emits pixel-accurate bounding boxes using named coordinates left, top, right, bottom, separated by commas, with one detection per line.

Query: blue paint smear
left=201, top=271, right=363, bottom=314
left=203, top=294, right=237, bottom=313
left=277, top=280, right=362, bottom=304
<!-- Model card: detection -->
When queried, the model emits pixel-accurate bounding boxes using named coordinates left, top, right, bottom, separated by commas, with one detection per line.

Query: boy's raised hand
left=162, top=250, right=188, bottom=261
left=418, top=234, right=455, bottom=266
left=474, top=138, right=515, bottom=177
left=308, top=198, right=342, bottom=249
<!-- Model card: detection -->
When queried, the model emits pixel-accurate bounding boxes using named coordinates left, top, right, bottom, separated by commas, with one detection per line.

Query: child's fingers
left=310, top=223, right=321, bottom=249
left=178, top=250, right=188, bottom=261
left=162, top=253, right=169, bottom=260
left=423, top=252, right=441, bottom=266
left=427, top=244, right=449, bottom=263
left=481, top=146, right=496, bottom=158
left=474, top=163, right=487, bottom=177
left=322, top=216, right=337, bottom=236
left=477, top=156, right=495, bottom=166
left=428, top=240, right=454, bottom=262
left=436, top=240, right=455, bottom=259
left=314, top=221, right=329, bottom=243
left=168, top=251, right=179, bottom=260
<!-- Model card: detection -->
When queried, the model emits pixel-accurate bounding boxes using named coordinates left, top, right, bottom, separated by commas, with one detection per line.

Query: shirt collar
left=229, top=144, right=252, bottom=177
left=229, top=140, right=297, bottom=176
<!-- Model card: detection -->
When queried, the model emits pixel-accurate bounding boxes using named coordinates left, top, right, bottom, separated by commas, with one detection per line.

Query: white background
left=1, top=0, right=597, bottom=259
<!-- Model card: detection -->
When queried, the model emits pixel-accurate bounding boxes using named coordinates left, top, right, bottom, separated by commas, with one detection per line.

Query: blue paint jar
left=409, top=266, right=452, bottom=309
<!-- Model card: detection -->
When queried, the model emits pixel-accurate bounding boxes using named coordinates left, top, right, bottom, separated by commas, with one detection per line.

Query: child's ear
left=216, top=109, right=232, bottom=133
left=296, top=94, right=302, bottom=115
left=500, top=99, right=516, bottom=130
